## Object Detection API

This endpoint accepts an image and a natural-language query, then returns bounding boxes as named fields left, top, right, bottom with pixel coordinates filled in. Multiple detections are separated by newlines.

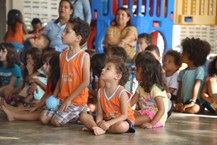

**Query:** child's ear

left=115, top=73, right=122, bottom=81
left=77, top=35, right=82, bottom=43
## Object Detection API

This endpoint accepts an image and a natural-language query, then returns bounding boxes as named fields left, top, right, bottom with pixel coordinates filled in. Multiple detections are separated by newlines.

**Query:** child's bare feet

left=82, top=127, right=88, bottom=131
left=92, top=126, right=105, bottom=136
left=1, top=103, right=15, bottom=121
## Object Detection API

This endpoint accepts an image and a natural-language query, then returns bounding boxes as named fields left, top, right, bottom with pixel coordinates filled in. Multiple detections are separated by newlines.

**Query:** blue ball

left=46, top=96, right=60, bottom=111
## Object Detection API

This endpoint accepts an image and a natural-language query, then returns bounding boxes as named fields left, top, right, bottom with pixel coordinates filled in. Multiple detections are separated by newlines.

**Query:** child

left=0, top=52, right=60, bottom=121
left=145, top=45, right=161, bottom=62
left=175, top=37, right=211, bottom=114
left=80, top=57, right=135, bottom=135
left=4, top=9, right=33, bottom=52
left=16, top=47, right=44, bottom=106
left=39, top=17, right=90, bottom=127
left=138, top=33, right=152, bottom=52
left=88, top=53, right=106, bottom=112
left=163, top=50, right=182, bottom=101
left=131, top=51, right=169, bottom=128
left=29, top=18, right=44, bottom=34
left=104, top=46, right=127, bottom=62
left=0, top=43, right=22, bottom=99
left=201, top=56, right=217, bottom=113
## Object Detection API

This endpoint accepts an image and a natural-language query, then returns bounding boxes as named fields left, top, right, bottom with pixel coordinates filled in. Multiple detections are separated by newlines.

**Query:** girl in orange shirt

left=80, top=57, right=135, bottom=135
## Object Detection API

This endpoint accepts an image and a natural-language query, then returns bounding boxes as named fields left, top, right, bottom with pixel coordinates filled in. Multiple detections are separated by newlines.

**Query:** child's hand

left=58, top=99, right=71, bottom=112
left=141, top=122, right=153, bottom=129
left=27, top=83, right=38, bottom=95
left=98, top=121, right=110, bottom=131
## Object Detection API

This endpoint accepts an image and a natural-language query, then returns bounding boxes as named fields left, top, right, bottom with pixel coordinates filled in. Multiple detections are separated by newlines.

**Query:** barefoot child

left=80, top=57, right=135, bottom=135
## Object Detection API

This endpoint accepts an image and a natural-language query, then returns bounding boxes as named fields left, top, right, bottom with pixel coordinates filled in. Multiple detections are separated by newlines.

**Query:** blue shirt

left=0, top=64, right=22, bottom=88
left=43, top=19, right=68, bottom=52
left=71, top=0, right=91, bottom=24
left=178, top=66, right=205, bottom=103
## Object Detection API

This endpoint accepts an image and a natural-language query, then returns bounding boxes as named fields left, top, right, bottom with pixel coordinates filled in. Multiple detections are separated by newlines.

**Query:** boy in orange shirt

left=40, top=17, right=90, bottom=126
left=80, top=57, right=135, bottom=135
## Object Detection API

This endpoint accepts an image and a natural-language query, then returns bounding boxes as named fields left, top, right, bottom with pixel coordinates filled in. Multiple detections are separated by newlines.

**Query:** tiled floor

left=0, top=112, right=216, bottom=145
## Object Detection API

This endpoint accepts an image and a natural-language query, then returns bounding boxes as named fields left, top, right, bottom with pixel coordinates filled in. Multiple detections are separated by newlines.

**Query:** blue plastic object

left=91, top=0, right=174, bottom=53
left=46, top=96, right=60, bottom=111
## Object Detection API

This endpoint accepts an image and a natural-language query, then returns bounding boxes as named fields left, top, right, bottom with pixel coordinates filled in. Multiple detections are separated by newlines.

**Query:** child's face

left=138, top=38, right=148, bottom=52
left=32, top=23, right=42, bottom=32
left=100, top=62, right=119, bottom=82
left=42, top=60, right=50, bottom=75
left=32, top=35, right=47, bottom=49
left=26, top=54, right=34, bottom=65
left=0, top=49, right=7, bottom=62
left=163, top=55, right=178, bottom=72
left=62, top=24, right=78, bottom=46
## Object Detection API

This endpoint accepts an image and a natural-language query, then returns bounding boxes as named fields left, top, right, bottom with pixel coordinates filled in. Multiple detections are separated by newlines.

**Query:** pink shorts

left=137, top=110, right=163, bottom=128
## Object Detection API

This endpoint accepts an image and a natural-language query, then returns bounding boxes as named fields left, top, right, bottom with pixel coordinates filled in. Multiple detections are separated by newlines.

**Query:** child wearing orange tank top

left=80, top=57, right=135, bottom=135
left=39, top=17, right=91, bottom=126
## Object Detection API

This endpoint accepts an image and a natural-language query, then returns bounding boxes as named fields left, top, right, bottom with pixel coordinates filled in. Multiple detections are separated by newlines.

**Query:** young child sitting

left=39, top=17, right=91, bottom=127
left=175, top=37, right=211, bottom=114
left=131, top=51, right=169, bottom=128
left=201, top=56, right=217, bottom=113
left=80, top=57, right=135, bottom=135
left=137, top=33, right=152, bottom=53
left=163, top=50, right=182, bottom=101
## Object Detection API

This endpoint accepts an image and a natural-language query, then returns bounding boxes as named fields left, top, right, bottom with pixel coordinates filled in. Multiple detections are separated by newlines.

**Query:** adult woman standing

left=71, top=0, right=91, bottom=24
left=103, top=7, right=137, bottom=62
left=43, top=0, right=73, bottom=52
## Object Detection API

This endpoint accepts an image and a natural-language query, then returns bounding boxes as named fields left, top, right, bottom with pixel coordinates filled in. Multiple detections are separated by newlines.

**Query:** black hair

left=208, top=56, right=217, bottom=77
left=31, top=18, right=42, bottom=25
left=163, top=49, right=182, bottom=68
left=104, top=46, right=127, bottom=62
left=138, top=33, right=152, bottom=45
left=145, top=45, right=160, bottom=57
left=181, top=37, right=211, bottom=66
left=0, top=43, right=19, bottom=68
left=68, top=17, right=90, bottom=46
left=106, top=57, right=130, bottom=86
left=7, top=9, right=23, bottom=34
left=23, top=47, right=42, bottom=79
left=49, top=52, right=60, bottom=93
left=135, top=51, right=166, bottom=92
left=91, top=53, right=106, bottom=90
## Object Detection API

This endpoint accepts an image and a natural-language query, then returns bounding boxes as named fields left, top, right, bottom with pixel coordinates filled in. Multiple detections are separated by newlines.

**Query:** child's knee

left=51, top=118, right=61, bottom=127
left=40, top=115, right=50, bottom=125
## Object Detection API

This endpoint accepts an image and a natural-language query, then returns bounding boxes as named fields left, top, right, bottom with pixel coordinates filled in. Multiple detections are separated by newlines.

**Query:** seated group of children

left=0, top=17, right=216, bottom=136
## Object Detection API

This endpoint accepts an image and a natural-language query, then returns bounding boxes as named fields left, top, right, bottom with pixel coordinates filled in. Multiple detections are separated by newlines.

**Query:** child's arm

left=130, top=92, right=139, bottom=107
left=184, top=80, right=202, bottom=110
left=52, top=79, right=60, bottom=97
left=98, top=91, right=129, bottom=131
left=58, top=54, right=90, bottom=112
left=96, top=94, right=103, bottom=124
left=142, top=96, right=165, bottom=128
left=176, top=81, right=182, bottom=102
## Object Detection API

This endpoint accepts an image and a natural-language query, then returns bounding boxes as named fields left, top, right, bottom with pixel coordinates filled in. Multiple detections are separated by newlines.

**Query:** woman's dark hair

left=59, top=0, right=74, bottom=17
left=208, top=56, right=217, bottom=77
left=68, top=17, right=90, bottom=46
left=7, top=9, right=23, bottom=34
left=49, top=52, right=60, bottom=93
left=106, top=57, right=130, bottom=86
left=135, top=51, right=166, bottom=92
left=91, top=53, right=106, bottom=90
left=181, top=37, right=211, bottom=67
left=113, top=7, right=132, bottom=27
left=0, top=43, right=19, bottom=68
left=23, top=47, right=42, bottom=79
left=163, top=49, right=182, bottom=68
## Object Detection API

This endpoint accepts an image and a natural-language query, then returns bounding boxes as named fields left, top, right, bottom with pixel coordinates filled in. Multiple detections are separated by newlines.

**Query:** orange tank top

left=5, top=22, right=24, bottom=44
left=58, top=50, right=89, bottom=106
left=99, top=85, right=135, bottom=124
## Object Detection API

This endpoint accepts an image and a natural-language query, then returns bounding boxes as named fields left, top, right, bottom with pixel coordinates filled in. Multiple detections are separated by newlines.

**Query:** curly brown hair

left=135, top=51, right=166, bottom=92
left=181, top=37, right=211, bottom=67
left=106, top=57, right=130, bottom=86
left=163, top=49, right=182, bottom=68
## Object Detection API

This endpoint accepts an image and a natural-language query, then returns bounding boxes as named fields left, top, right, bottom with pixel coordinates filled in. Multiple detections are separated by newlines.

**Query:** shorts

left=125, top=119, right=135, bottom=133
left=41, top=104, right=85, bottom=125
left=137, top=110, right=163, bottom=128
